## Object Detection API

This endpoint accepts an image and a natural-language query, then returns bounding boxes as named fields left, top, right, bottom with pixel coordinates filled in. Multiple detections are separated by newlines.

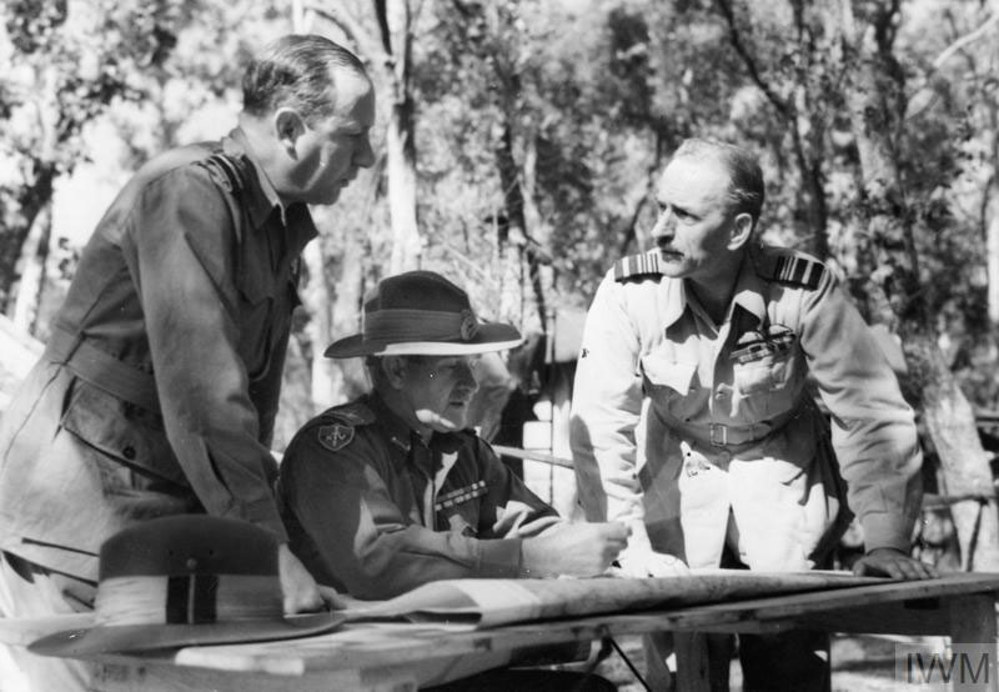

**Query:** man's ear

left=381, top=356, right=408, bottom=389
left=274, top=108, right=307, bottom=155
left=728, top=212, right=754, bottom=251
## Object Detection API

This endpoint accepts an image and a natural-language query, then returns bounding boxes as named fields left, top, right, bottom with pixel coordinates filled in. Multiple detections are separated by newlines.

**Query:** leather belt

left=660, top=408, right=796, bottom=449
left=44, top=325, right=161, bottom=415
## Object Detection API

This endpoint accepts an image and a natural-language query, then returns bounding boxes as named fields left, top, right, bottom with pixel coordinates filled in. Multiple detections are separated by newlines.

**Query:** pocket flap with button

left=61, top=380, right=187, bottom=486
left=641, top=352, right=698, bottom=395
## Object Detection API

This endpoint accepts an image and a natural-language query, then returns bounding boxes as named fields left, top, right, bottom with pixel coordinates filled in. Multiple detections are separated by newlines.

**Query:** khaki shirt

left=279, top=394, right=559, bottom=599
left=0, top=129, right=314, bottom=580
left=570, top=246, right=922, bottom=570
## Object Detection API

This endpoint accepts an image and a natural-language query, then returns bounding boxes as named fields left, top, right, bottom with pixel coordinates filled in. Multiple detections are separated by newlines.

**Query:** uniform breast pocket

left=732, top=348, right=803, bottom=420
left=641, top=351, right=698, bottom=398
left=733, top=350, right=796, bottom=394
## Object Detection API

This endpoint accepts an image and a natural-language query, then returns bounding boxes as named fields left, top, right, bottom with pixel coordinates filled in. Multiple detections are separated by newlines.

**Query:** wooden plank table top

left=89, top=573, right=999, bottom=692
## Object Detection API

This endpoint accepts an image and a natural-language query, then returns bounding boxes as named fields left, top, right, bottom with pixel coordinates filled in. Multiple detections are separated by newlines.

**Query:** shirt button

left=122, top=446, right=136, bottom=460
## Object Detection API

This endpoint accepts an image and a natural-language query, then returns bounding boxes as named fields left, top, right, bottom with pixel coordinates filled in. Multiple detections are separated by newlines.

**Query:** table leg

left=674, top=632, right=711, bottom=692
left=949, top=594, right=998, bottom=692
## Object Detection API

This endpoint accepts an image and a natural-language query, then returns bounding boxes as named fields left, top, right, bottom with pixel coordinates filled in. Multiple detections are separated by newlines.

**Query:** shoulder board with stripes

left=323, top=402, right=376, bottom=427
left=613, top=251, right=662, bottom=282
left=200, top=153, right=246, bottom=194
left=769, top=254, right=826, bottom=290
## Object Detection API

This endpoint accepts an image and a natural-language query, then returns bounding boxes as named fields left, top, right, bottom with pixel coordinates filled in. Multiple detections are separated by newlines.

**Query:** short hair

left=672, top=138, right=765, bottom=223
left=242, top=34, right=368, bottom=125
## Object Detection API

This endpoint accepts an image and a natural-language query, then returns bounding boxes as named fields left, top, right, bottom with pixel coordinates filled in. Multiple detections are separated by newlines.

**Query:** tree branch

left=905, top=11, right=998, bottom=120
left=932, top=12, right=999, bottom=70
left=713, top=0, right=791, bottom=119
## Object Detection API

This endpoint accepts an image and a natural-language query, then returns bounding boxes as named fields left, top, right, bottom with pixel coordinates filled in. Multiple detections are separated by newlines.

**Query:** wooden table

left=88, top=573, right=999, bottom=691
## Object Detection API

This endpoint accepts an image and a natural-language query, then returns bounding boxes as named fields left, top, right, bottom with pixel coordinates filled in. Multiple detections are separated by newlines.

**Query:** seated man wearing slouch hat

left=278, top=271, right=628, bottom=691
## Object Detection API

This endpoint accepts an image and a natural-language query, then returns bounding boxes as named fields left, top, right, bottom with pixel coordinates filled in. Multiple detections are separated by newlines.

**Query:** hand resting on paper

left=610, top=548, right=689, bottom=578
left=852, top=547, right=938, bottom=580
left=520, top=521, right=630, bottom=578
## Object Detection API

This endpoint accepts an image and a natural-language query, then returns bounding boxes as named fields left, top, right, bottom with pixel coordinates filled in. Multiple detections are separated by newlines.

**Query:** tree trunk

left=301, top=240, right=334, bottom=409
left=10, top=201, right=52, bottom=334
left=493, top=120, right=546, bottom=334
left=989, top=184, right=999, bottom=325
left=0, top=165, right=55, bottom=315
left=840, top=0, right=999, bottom=571
left=380, top=0, right=421, bottom=274
left=909, top=330, right=999, bottom=571
left=715, top=0, right=831, bottom=257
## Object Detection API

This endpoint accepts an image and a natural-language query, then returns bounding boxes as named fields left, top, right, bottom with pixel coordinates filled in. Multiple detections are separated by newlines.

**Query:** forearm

left=341, top=529, right=524, bottom=599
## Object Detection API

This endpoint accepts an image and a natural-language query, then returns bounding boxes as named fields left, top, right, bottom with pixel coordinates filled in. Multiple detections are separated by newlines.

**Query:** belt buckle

left=709, top=423, right=728, bottom=447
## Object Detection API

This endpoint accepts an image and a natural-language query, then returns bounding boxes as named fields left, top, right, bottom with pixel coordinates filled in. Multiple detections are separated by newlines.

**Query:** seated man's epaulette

left=322, top=402, right=376, bottom=426
left=613, top=251, right=663, bottom=282
left=197, top=153, right=246, bottom=195
left=757, top=248, right=827, bottom=290
left=313, top=402, right=376, bottom=453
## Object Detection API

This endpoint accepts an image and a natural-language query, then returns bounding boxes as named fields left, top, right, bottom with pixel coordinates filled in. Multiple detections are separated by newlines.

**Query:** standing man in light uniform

left=0, top=34, right=375, bottom=692
left=570, top=138, right=935, bottom=689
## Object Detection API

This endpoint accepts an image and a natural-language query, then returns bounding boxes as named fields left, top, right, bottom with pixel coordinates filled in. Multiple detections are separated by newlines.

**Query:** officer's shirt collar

left=368, top=393, right=415, bottom=463
left=367, top=392, right=466, bottom=467
left=730, top=248, right=768, bottom=325
left=224, top=128, right=319, bottom=252
left=663, top=250, right=767, bottom=332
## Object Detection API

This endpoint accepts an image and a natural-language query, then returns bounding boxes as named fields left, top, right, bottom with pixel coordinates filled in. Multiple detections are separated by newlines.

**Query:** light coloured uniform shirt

left=570, top=245, right=922, bottom=571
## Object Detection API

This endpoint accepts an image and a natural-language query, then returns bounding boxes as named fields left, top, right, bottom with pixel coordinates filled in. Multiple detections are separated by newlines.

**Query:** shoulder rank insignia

left=613, top=250, right=662, bottom=282
left=317, top=424, right=354, bottom=452
left=326, top=402, right=375, bottom=427
left=764, top=252, right=826, bottom=290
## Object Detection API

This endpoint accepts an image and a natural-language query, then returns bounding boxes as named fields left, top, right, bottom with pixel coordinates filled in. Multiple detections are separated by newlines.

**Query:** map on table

left=344, top=569, right=881, bottom=628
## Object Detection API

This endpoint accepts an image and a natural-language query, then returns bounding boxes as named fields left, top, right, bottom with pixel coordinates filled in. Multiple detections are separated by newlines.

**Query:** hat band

left=365, top=308, right=479, bottom=343
left=94, top=574, right=284, bottom=627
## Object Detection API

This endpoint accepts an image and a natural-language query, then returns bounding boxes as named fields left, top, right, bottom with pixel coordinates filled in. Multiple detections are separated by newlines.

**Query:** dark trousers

left=700, top=628, right=830, bottom=692
left=719, top=547, right=831, bottom=692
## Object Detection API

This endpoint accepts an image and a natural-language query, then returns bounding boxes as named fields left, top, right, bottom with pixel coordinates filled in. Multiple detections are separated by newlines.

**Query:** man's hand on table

left=279, top=543, right=327, bottom=614
left=612, top=549, right=689, bottom=578
left=852, top=547, right=939, bottom=580
left=521, top=521, right=630, bottom=578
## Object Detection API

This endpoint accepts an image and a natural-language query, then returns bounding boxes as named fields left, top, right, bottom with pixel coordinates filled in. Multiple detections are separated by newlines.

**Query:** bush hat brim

left=28, top=516, right=344, bottom=658
left=29, top=611, right=343, bottom=658
left=325, top=271, right=523, bottom=358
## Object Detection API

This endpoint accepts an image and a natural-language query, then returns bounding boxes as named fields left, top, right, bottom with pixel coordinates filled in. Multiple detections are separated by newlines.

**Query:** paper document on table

left=345, top=570, right=880, bottom=629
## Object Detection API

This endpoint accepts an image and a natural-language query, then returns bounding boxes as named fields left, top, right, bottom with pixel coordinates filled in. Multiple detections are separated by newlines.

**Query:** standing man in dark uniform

left=570, top=138, right=936, bottom=689
left=0, top=34, right=375, bottom=691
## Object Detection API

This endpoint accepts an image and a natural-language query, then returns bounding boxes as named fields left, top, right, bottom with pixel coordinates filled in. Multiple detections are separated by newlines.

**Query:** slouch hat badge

left=459, top=309, right=479, bottom=341
left=318, top=424, right=354, bottom=452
